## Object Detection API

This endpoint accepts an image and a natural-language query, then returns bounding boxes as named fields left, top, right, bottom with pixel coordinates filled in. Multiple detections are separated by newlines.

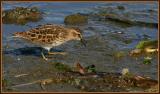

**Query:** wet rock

left=130, top=40, right=158, bottom=56
left=2, top=7, right=43, bottom=25
left=89, top=6, right=158, bottom=28
left=105, top=14, right=134, bottom=26
left=104, top=14, right=157, bottom=28
left=117, top=6, right=125, bottom=10
left=121, top=68, right=129, bottom=76
left=136, top=40, right=158, bottom=50
left=64, top=13, right=88, bottom=25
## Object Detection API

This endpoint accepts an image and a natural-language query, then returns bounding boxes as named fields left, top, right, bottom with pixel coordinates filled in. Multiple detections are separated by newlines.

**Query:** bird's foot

left=41, top=52, right=48, bottom=61
left=48, top=52, right=67, bottom=55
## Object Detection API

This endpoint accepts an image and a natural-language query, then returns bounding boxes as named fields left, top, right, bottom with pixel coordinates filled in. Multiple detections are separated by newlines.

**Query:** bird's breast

left=52, top=40, right=65, bottom=46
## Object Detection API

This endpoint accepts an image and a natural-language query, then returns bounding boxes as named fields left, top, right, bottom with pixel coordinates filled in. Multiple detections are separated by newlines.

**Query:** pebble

left=81, top=86, right=85, bottom=90
left=122, top=68, right=129, bottom=76
left=17, top=57, right=21, bottom=61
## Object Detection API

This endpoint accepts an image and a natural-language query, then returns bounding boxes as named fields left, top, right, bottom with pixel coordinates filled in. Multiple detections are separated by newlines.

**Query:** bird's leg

left=41, top=49, right=48, bottom=61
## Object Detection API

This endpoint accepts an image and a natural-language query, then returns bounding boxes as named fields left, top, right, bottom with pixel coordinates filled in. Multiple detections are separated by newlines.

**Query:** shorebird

left=12, top=24, right=86, bottom=60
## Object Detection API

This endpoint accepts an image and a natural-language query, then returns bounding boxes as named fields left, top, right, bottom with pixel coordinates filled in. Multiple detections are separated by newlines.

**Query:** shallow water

left=2, top=2, right=158, bottom=92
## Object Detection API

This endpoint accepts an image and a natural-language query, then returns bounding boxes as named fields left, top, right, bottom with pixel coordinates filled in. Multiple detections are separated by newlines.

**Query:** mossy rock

left=136, top=40, right=158, bottom=49
left=2, top=7, right=42, bottom=25
left=64, top=14, right=88, bottom=25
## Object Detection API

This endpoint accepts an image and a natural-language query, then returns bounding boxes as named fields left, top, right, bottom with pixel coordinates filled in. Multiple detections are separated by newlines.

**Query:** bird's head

left=69, top=27, right=86, bottom=47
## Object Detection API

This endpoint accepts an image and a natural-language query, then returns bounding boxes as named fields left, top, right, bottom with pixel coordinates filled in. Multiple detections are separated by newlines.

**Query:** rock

left=145, top=48, right=158, bottom=53
left=117, top=6, right=125, bottom=10
left=64, top=13, right=88, bottom=25
left=90, top=6, right=158, bottom=28
left=2, top=7, right=42, bottom=25
left=105, top=14, right=134, bottom=25
left=130, top=40, right=158, bottom=57
left=122, top=68, right=129, bottom=76
left=136, top=40, right=158, bottom=50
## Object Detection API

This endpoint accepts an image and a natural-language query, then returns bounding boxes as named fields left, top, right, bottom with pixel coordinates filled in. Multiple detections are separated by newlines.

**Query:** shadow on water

left=3, top=47, right=64, bottom=57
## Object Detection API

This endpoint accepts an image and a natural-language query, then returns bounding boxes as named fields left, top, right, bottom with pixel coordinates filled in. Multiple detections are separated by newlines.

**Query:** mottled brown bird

left=12, top=24, right=86, bottom=60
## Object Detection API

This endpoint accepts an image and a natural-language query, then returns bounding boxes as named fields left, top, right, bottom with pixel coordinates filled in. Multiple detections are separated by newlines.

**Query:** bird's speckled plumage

left=12, top=24, right=85, bottom=60
left=13, top=24, right=83, bottom=51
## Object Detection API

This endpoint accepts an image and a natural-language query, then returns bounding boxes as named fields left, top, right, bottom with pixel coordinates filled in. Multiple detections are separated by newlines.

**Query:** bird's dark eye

left=78, top=34, right=82, bottom=38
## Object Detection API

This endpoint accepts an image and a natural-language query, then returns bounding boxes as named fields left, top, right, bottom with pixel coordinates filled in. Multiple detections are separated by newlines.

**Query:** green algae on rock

left=130, top=40, right=158, bottom=56
left=136, top=40, right=158, bottom=50
left=64, top=13, right=88, bottom=25
left=2, top=7, right=43, bottom=25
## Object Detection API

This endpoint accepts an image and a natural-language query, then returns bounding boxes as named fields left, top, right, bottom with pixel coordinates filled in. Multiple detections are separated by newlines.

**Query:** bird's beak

left=80, top=38, right=86, bottom=47
left=78, top=34, right=86, bottom=47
